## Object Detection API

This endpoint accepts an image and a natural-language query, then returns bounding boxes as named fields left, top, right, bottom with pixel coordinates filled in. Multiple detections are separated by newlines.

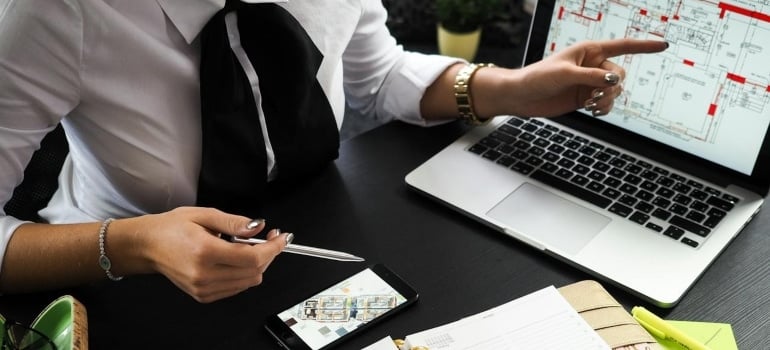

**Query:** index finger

left=600, top=39, right=668, bottom=58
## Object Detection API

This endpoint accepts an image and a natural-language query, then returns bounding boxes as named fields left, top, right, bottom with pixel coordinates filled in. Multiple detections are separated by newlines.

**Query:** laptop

left=406, top=0, right=770, bottom=307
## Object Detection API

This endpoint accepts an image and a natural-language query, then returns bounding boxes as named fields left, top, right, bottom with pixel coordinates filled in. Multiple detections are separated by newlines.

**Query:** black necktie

left=197, top=2, right=340, bottom=217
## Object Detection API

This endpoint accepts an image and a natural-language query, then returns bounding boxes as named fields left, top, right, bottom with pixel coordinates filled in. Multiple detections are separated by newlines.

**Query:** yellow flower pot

left=437, top=25, right=481, bottom=61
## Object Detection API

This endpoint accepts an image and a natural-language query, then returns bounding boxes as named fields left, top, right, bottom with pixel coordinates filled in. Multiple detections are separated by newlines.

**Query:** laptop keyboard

left=468, top=116, right=741, bottom=248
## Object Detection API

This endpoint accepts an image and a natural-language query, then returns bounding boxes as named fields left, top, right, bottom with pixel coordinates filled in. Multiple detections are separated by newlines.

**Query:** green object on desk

left=657, top=320, right=737, bottom=350
left=632, top=306, right=737, bottom=350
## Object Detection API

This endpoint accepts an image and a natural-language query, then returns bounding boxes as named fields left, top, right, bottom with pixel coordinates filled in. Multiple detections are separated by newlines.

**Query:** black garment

left=197, top=2, right=339, bottom=217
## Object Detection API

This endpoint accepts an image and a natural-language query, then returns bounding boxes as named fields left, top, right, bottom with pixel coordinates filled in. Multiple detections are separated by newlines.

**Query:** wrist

left=105, top=217, right=154, bottom=277
left=467, top=66, right=518, bottom=119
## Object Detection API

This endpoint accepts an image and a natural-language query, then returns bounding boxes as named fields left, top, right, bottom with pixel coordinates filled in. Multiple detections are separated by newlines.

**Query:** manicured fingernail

left=246, top=218, right=265, bottom=230
left=604, top=72, right=620, bottom=85
left=284, top=233, right=294, bottom=245
left=592, top=109, right=603, bottom=117
left=591, top=89, right=605, bottom=102
left=665, top=41, right=670, bottom=48
left=584, top=101, right=597, bottom=111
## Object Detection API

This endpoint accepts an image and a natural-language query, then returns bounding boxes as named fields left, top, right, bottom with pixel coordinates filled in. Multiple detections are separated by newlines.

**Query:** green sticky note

left=653, top=320, right=737, bottom=350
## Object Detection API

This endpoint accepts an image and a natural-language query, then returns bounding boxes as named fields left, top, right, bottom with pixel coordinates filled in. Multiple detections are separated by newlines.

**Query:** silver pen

left=228, top=235, right=365, bottom=262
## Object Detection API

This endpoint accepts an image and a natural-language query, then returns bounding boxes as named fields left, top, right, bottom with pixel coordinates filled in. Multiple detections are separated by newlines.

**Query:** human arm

left=0, top=207, right=289, bottom=303
left=419, top=39, right=669, bottom=120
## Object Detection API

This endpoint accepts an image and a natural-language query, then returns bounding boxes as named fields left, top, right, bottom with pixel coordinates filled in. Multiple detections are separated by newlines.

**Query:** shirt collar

left=156, top=0, right=288, bottom=44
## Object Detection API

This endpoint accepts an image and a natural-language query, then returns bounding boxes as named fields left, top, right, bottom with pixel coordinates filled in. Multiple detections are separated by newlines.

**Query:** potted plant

left=435, top=0, right=505, bottom=61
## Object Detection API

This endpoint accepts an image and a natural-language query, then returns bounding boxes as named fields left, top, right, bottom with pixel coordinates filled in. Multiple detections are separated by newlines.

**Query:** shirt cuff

left=0, top=215, right=31, bottom=276
left=377, top=52, right=465, bottom=127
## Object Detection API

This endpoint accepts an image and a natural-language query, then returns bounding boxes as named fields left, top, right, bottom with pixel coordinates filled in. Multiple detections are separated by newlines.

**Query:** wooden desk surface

left=1, top=121, right=768, bottom=349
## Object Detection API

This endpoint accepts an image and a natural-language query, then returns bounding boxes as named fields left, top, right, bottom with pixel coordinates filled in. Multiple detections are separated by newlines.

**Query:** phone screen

left=265, top=264, right=417, bottom=350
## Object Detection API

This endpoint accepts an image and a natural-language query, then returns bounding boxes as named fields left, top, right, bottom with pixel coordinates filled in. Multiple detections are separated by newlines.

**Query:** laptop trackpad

left=487, top=182, right=610, bottom=255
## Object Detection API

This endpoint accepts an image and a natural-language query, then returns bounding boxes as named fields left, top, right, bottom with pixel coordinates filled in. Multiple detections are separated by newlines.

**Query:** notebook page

left=404, top=286, right=610, bottom=350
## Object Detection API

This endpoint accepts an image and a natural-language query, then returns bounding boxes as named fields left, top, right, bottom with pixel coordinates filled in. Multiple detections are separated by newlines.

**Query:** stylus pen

left=227, top=235, right=365, bottom=262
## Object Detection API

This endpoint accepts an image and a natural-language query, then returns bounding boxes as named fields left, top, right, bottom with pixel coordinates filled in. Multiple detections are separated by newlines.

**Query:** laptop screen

left=529, top=0, right=770, bottom=177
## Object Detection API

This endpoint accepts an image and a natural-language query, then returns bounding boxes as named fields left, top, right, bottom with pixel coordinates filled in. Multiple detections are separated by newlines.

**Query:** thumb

left=569, top=66, right=621, bottom=88
left=262, top=229, right=293, bottom=254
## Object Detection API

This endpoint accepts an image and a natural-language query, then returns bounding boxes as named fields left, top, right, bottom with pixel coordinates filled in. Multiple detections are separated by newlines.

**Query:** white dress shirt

left=0, top=0, right=460, bottom=271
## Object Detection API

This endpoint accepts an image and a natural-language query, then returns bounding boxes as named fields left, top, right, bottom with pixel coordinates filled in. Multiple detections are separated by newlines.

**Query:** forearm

left=0, top=219, right=151, bottom=294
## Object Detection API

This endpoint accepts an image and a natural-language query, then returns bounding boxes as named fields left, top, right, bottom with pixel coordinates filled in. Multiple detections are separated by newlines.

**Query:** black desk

left=2, top=121, right=769, bottom=349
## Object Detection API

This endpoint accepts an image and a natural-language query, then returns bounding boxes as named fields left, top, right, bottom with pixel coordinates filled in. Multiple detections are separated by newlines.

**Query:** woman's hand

left=499, top=39, right=668, bottom=118
left=114, top=207, right=290, bottom=303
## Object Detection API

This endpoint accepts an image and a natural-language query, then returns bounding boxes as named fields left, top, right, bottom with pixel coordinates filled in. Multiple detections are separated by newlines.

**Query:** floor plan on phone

left=275, top=268, right=408, bottom=348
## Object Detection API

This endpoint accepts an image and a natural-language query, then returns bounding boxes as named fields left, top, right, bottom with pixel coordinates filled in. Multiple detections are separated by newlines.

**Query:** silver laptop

left=406, top=0, right=770, bottom=307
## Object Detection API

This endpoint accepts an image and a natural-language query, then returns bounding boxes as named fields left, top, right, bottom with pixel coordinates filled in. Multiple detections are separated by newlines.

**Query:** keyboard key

left=670, top=204, right=688, bottom=215
left=530, top=170, right=612, bottom=209
left=572, top=164, right=590, bottom=175
left=490, top=131, right=515, bottom=144
left=625, top=163, right=643, bottom=174
left=652, top=166, right=669, bottom=176
left=549, top=135, right=567, bottom=145
left=652, top=197, right=671, bottom=209
left=706, top=196, right=735, bottom=211
left=498, top=124, right=522, bottom=137
left=592, top=161, right=610, bottom=172
left=533, top=138, right=550, bottom=148
left=629, top=211, right=650, bottom=225
left=555, top=168, right=573, bottom=179
left=603, top=177, right=621, bottom=188
left=652, top=208, right=672, bottom=220
left=618, top=194, right=638, bottom=206
left=670, top=173, right=686, bottom=182
left=574, top=135, right=590, bottom=144
left=690, top=189, right=708, bottom=201
left=686, top=179, right=703, bottom=189
left=608, top=168, right=626, bottom=179
left=670, top=215, right=711, bottom=236
left=681, top=237, right=699, bottom=248
left=673, top=194, right=692, bottom=205
left=469, top=144, right=487, bottom=155
left=511, top=162, right=535, bottom=175
left=655, top=187, right=675, bottom=198
left=640, top=180, right=658, bottom=192
left=645, top=222, right=663, bottom=232
left=482, top=150, right=502, bottom=161
left=506, top=117, right=524, bottom=126
left=623, top=174, right=642, bottom=185
left=557, top=158, right=575, bottom=168
left=608, top=203, right=633, bottom=217
left=540, top=162, right=559, bottom=173
left=635, top=190, right=654, bottom=202
left=690, top=200, right=709, bottom=212
left=634, top=201, right=654, bottom=213
left=602, top=188, right=621, bottom=199
left=587, top=181, right=605, bottom=193
left=562, top=150, right=580, bottom=159
left=673, top=182, right=692, bottom=194
left=619, top=183, right=637, bottom=194
left=703, top=215, right=723, bottom=228
left=496, top=156, right=516, bottom=167
left=686, top=211, right=706, bottom=223
left=479, top=137, right=501, bottom=148
left=587, top=170, right=605, bottom=181
left=721, top=193, right=740, bottom=204
left=571, top=175, right=589, bottom=186
left=663, top=226, right=685, bottom=239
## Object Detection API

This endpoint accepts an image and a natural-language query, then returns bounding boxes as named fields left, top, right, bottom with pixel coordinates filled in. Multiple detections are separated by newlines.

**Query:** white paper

left=403, top=286, right=610, bottom=350
left=362, top=336, right=400, bottom=350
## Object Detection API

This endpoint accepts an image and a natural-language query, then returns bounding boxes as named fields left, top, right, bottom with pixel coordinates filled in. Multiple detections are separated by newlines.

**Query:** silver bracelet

left=98, top=218, right=124, bottom=281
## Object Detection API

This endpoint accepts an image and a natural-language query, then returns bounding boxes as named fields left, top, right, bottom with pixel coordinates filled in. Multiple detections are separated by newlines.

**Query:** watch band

left=454, top=63, right=495, bottom=125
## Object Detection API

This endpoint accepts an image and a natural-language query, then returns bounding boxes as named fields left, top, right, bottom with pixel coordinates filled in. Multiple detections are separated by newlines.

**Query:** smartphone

left=264, top=264, right=418, bottom=350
